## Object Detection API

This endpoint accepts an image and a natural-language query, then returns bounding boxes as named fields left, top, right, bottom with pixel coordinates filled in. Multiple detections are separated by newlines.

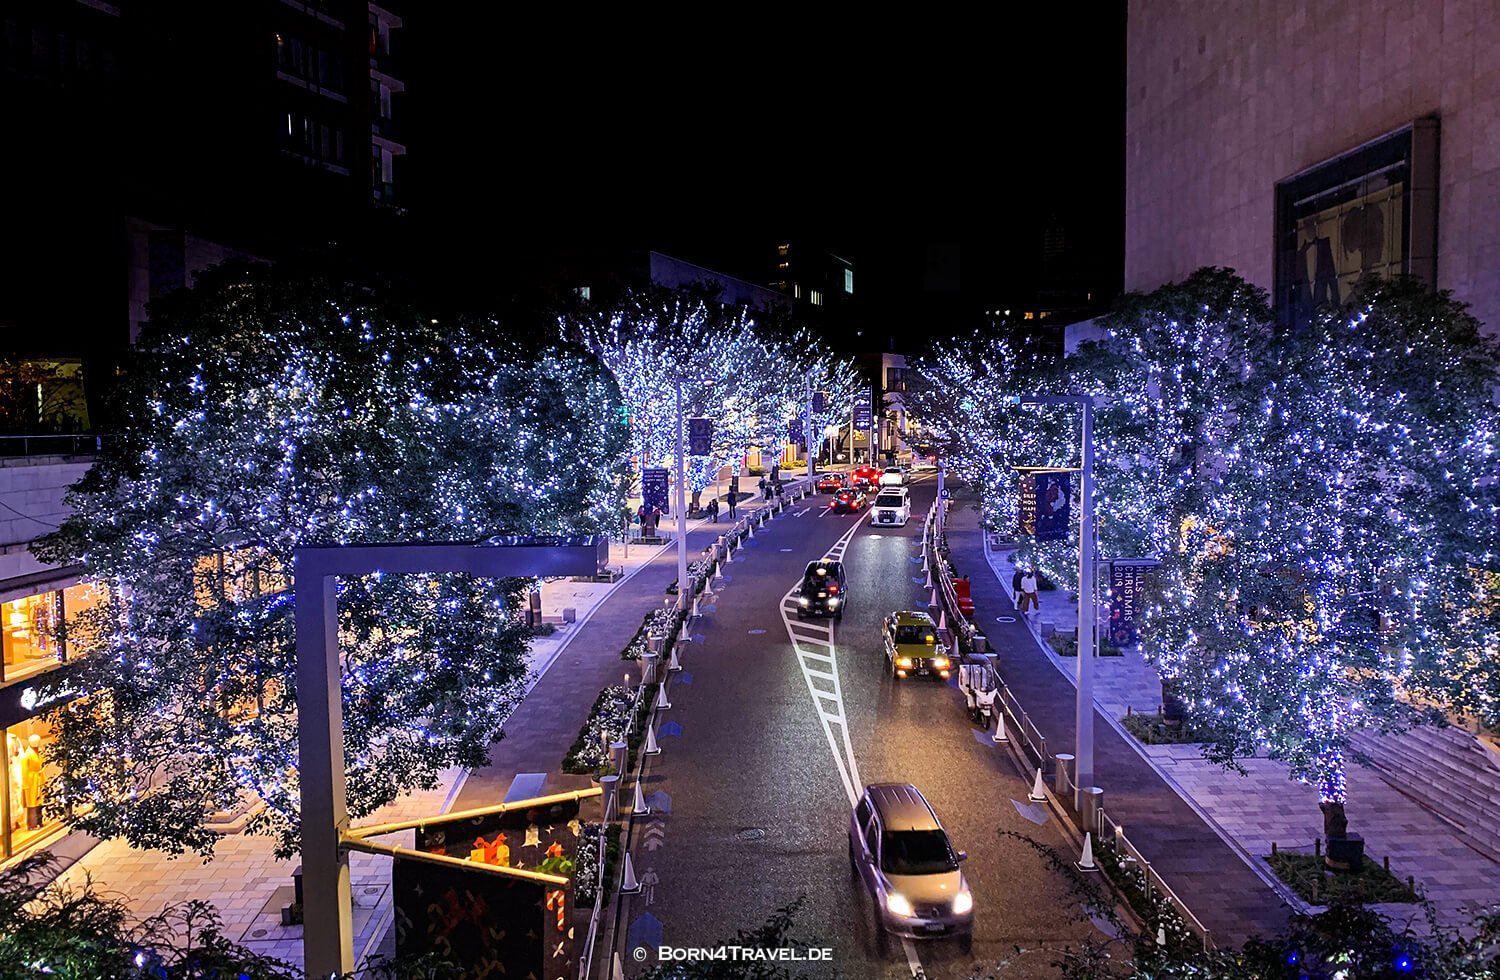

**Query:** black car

left=829, top=488, right=867, bottom=513
left=797, top=559, right=847, bottom=619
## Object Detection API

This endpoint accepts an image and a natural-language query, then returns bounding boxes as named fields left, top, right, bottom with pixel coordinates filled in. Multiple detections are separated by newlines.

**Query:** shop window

left=4, top=718, right=62, bottom=858
left=1, top=593, right=63, bottom=684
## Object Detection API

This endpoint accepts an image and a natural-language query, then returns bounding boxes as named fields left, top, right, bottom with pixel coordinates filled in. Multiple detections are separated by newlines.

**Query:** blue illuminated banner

left=1108, top=560, right=1159, bottom=648
left=641, top=468, right=669, bottom=514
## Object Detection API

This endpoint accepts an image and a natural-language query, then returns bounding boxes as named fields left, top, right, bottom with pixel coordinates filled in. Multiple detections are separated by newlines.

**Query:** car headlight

left=897, top=657, right=913, bottom=668
left=827, top=597, right=839, bottom=608
left=931, top=657, right=949, bottom=669
left=953, top=889, right=973, bottom=915
left=885, top=892, right=915, bottom=918
left=799, top=598, right=809, bottom=606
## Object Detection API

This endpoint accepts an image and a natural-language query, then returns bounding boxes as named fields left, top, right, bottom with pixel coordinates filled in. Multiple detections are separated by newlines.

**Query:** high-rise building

left=1, top=0, right=409, bottom=421
left=1123, top=1, right=1499, bottom=336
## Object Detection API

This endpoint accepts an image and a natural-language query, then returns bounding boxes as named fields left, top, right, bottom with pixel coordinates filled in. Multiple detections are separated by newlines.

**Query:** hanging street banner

left=642, top=467, right=669, bottom=515
left=1108, top=559, right=1159, bottom=648
left=787, top=418, right=804, bottom=446
left=812, top=390, right=826, bottom=413
left=688, top=417, right=713, bottom=456
left=854, top=394, right=872, bottom=432
left=1017, top=468, right=1074, bottom=542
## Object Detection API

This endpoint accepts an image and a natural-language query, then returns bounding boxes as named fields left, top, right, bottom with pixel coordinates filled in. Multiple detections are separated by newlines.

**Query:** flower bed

left=1093, top=835, right=1203, bottom=955
left=621, top=606, right=687, bottom=661
left=561, top=685, right=638, bottom=775
left=1266, top=850, right=1418, bottom=905
left=664, top=559, right=714, bottom=595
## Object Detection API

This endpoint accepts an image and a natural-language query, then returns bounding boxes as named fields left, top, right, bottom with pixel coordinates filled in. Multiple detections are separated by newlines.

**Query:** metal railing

left=0, top=433, right=115, bottom=458
left=1093, top=804, right=1216, bottom=951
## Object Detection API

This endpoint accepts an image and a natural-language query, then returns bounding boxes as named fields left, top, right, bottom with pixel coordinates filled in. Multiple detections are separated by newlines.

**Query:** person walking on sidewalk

left=726, top=490, right=738, bottom=519
left=707, top=497, right=720, bottom=523
left=1011, top=568, right=1024, bottom=610
left=758, top=476, right=767, bottom=497
left=1019, top=569, right=1040, bottom=614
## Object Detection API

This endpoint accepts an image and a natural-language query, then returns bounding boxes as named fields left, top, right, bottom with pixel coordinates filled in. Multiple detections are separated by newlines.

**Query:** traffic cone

left=690, top=596, right=700, bottom=619
left=1028, top=768, right=1047, bottom=803
left=1077, top=833, right=1099, bottom=872
left=714, top=560, right=725, bottom=582
left=668, top=643, right=682, bottom=672
left=928, top=588, right=939, bottom=609
left=612, top=952, right=625, bottom=980
left=620, top=853, right=641, bottom=893
left=655, top=681, right=672, bottom=710
left=633, top=780, right=650, bottom=815
left=925, top=567, right=933, bottom=588
left=992, top=711, right=1008, bottom=744
left=747, top=521, right=755, bottom=539
left=644, top=723, right=660, bottom=755
left=938, top=609, right=949, bottom=632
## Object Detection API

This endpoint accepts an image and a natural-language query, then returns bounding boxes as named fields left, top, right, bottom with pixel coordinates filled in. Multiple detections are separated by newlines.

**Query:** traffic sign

left=941, top=488, right=951, bottom=499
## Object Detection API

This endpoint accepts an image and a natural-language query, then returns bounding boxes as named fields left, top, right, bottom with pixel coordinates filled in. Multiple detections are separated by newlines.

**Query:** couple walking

left=1013, top=567, right=1040, bottom=614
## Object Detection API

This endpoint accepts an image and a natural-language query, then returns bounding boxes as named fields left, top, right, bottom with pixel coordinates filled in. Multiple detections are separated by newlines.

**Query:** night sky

left=400, top=10, right=1126, bottom=346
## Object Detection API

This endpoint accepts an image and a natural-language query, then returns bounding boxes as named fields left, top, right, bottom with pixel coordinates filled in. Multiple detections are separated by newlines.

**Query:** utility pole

left=805, top=370, right=817, bottom=478
left=673, top=378, right=692, bottom=611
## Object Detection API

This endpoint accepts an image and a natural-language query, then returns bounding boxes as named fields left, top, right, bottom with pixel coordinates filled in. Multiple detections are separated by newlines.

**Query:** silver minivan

left=849, top=784, right=973, bottom=939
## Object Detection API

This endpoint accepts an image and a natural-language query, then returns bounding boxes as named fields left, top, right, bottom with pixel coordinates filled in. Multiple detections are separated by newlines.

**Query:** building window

left=576, top=286, right=591, bottom=300
left=1274, top=120, right=1438, bottom=328
left=793, top=283, right=802, bottom=299
left=844, top=269, right=854, bottom=294
left=810, top=290, right=823, bottom=306
left=777, top=244, right=789, bottom=256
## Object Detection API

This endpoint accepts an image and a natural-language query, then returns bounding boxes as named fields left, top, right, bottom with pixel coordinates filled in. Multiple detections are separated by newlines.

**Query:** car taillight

left=829, top=584, right=838, bottom=593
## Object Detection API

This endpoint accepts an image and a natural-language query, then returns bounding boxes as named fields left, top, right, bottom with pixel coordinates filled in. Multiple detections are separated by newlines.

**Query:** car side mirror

left=957, top=851, right=968, bottom=862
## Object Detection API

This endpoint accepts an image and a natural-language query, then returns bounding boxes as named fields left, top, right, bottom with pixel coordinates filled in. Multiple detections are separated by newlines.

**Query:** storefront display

left=4, top=720, right=60, bottom=854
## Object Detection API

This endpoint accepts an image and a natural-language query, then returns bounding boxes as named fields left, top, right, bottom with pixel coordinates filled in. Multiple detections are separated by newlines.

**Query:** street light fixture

left=825, top=424, right=840, bottom=466
left=1006, top=393, right=1099, bottom=811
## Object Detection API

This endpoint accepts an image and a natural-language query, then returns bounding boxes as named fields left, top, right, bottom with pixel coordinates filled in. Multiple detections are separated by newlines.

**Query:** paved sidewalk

left=944, top=498, right=1290, bottom=947
left=975, top=512, right=1500, bottom=933
left=48, top=475, right=803, bottom=972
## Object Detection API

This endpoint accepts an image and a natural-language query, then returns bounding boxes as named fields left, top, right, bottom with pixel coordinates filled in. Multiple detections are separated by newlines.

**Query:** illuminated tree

left=34, top=262, right=630, bottom=857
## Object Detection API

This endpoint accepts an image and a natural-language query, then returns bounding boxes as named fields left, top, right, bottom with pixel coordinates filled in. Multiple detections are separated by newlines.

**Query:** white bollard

left=1077, top=832, right=1099, bottom=872
left=655, top=681, right=672, bottom=710
left=1028, top=768, right=1047, bottom=803
left=644, top=723, right=660, bottom=755
left=633, top=779, right=650, bottom=815
left=620, top=852, right=641, bottom=893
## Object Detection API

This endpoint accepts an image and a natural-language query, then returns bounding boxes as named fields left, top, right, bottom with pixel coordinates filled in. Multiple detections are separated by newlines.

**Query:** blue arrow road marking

left=645, top=790, right=672, bottom=814
left=691, top=633, right=705, bottom=642
left=1011, top=798, right=1049, bottom=825
left=628, top=913, right=664, bottom=956
left=748, top=629, right=767, bottom=634
left=659, top=721, right=683, bottom=738
left=677, top=672, right=693, bottom=684
left=912, top=576, right=926, bottom=584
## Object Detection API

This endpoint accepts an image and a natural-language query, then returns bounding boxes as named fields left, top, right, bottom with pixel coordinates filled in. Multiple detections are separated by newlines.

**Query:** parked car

left=829, top=488, right=868, bottom=513
left=882, top=610, right=950, bottom=679
left=878, top=466, right=907, bottom=488
left=869, top=490, right=911, bottom=527
left=797, top=559, right=847, bottom=619
left=850, top=783, right=972, bottom=940
left=816, top=473, right=848, bottom=493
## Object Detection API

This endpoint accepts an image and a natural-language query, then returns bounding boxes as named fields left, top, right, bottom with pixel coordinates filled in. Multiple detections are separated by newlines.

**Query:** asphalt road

left=614, top=475, right=1105, bottom=979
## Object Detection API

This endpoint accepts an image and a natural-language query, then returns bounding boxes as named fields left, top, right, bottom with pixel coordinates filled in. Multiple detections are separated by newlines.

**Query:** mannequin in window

left=20, top=735, right=44, bottom=830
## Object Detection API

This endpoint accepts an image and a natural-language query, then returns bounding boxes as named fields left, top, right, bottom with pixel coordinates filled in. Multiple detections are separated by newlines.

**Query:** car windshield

left=875, top=495, right=904, bottom=507
left=881, top=830, right=957, bottom=875
left=894, top=624, right=935, bottom=644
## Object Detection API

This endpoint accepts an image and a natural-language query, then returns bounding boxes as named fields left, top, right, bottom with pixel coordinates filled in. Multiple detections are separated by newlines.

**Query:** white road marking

left=794, top=508, right=811, bottom=517
left=779, top=518, right=865, bottom=808
left=902, top=938, right=923, bottom=975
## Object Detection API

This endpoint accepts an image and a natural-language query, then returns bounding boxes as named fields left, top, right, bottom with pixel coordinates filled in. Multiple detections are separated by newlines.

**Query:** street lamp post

left=805, top=369, right=818, bottom=479
left=825, top=425, right=839, bottom=467
left=674, top=377, right=710, bottom=611
left=1009, top=394, right=1098, bottom=811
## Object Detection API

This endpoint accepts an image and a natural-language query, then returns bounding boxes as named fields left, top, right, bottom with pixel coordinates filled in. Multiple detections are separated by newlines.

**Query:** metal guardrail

left=1094, top=804, right=1216, bottom=951
left=0, top=433, right=115, bottom=457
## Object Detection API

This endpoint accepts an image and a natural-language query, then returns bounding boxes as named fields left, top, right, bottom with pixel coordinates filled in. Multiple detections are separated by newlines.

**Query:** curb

left=978, top=535, right=1309, bottom=916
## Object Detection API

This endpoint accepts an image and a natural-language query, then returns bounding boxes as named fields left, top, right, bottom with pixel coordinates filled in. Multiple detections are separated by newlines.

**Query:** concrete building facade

left=1126, top=1, right=1500, bottom=334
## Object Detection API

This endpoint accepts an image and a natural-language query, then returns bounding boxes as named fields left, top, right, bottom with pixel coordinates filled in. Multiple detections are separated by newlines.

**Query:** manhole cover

left=252, top=929, right=268, bottom=938
left=735, top=827, right=766, bottom=841
left=364, top=887, right=380, bottom=895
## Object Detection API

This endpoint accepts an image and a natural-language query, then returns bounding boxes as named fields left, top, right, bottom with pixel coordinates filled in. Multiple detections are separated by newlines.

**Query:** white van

left=879, top=466, right=907, bottom=488
left=870, top=489, right=911, bottom=527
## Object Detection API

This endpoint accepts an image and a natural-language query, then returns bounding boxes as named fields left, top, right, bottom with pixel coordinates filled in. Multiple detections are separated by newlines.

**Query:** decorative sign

left=687, top=417, right=713, bottom=456
left=854, top=395, right=872, bottom=431
left=642, top=468, right=669, bottom=515
left=1108, top=560, right=1159, bottom=648
left=787, top=418, right=804, bottom=446
left=812, top=391, right=826, bottom=413
left=1017, top=468, right=1074, bottom=542
left=396, top=796, right=582, bottom=980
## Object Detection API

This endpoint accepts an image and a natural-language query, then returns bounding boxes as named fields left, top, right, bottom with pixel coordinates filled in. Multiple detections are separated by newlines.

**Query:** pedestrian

left=649, top=505, right=663, bottom=536
left=1011, top=568, right=1024, bottom=610
left=758, top=476, right=767, bottom=497
left=637, top=503, right=648, bottom=536
left=708, top=497, right=719, bottom=523
left=1019, top=568, right=1040, bottom=614
left=726, top=491, right=737, bottom=519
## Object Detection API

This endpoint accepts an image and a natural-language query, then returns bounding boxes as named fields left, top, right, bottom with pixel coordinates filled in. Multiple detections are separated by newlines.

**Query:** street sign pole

left=674, top=379, right=689, bottom=611
left=1076, top=398, right=1096, bottom=809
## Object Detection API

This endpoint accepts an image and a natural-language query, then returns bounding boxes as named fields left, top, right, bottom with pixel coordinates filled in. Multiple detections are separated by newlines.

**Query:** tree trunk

left=1320, top=800, right=1348, bottom=839
left=691, top=489, right=702, bottom=512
